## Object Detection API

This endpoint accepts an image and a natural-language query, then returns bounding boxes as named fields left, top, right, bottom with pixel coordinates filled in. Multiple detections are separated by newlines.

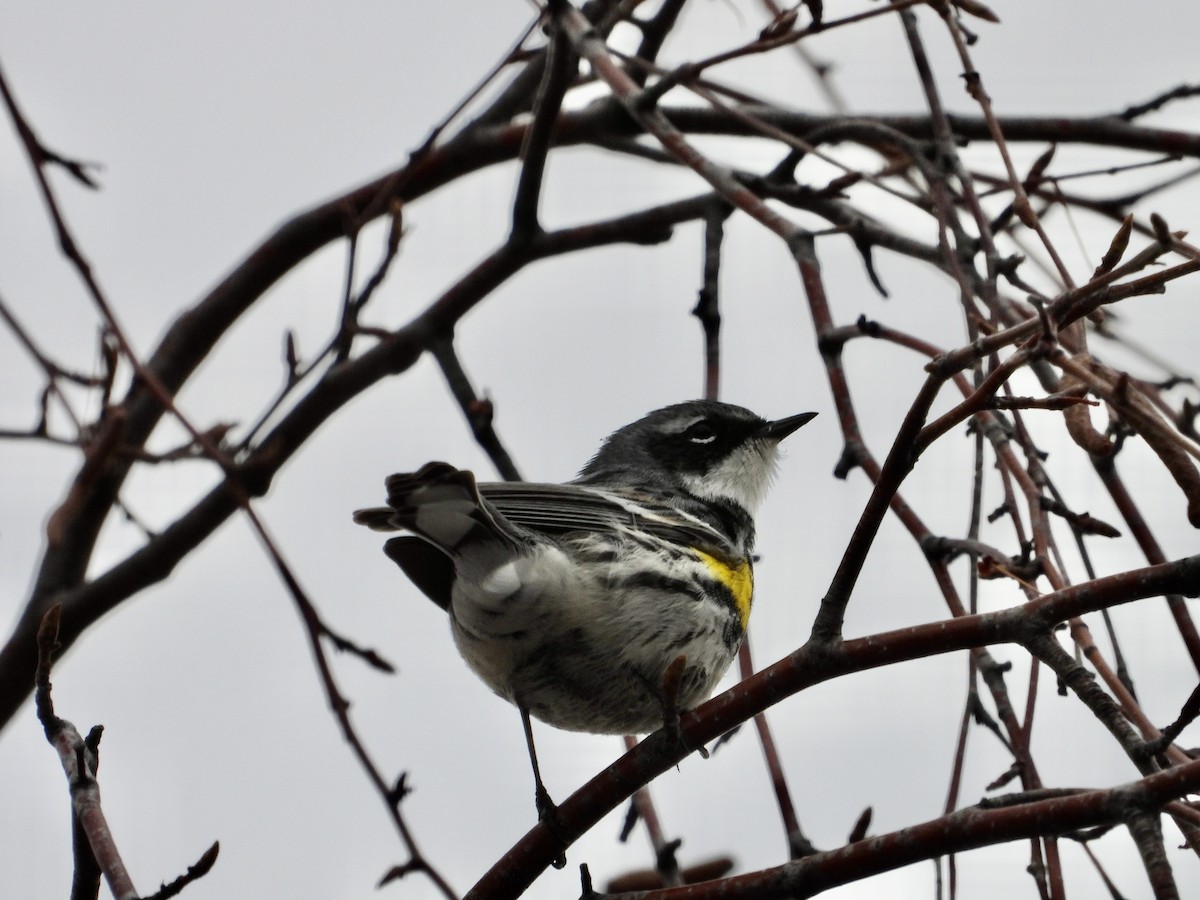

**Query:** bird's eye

left=686, top=421, right=716, bottom=444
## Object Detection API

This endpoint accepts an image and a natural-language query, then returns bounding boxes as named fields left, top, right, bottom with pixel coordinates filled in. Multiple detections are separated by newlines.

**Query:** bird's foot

left=535, top=785, right=568, bottom=869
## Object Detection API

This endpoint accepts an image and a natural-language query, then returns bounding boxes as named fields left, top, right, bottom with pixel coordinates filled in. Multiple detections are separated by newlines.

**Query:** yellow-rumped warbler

left=354, top=400, right=814, bottom=825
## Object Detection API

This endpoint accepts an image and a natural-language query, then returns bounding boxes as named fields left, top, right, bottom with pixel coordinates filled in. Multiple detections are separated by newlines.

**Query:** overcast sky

left=3, top=2, right=1200, bottom=898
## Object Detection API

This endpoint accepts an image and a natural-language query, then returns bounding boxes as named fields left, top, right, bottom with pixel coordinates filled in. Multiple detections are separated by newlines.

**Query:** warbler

left=353, top=400, right=814, bottom=823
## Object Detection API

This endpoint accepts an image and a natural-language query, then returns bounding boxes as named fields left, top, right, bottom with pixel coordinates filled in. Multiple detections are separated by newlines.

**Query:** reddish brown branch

left=431, top=337, right=523, bottom=482
left=36, top=605, right=218, bottom=899
left=510, top=18, right=575, bottom=241
left=240, top=508, right=456, bottom=898
left=693, top=201, right=730, bottom=401
left=737, top=640, right=814, bottom=859
left=594, top=763, right=1200, bottom=899
left=1094, top=457, right=1200, bottom=674
left=467, top=555, right=1200, bottom=897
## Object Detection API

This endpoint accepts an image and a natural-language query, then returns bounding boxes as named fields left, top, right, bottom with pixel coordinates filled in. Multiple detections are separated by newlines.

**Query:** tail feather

left=383, top=536, right=454, bottom=609
left=353, top=462, right=526, bottom=557
left=352, top=507, right=400, bottom=532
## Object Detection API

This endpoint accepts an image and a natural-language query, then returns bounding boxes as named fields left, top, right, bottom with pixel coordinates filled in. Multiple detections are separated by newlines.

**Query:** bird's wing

left=356, top=470, right=738, bottom=610
left=477, top=482, right=734, bottom=555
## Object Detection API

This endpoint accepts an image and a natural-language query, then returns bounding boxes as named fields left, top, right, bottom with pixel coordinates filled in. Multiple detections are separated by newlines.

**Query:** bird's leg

left=658, top=654, right=687, bottom=748
left=520, top=705, right=568, bottom=869
left=520, top=705, right=556, bottom=821
left=656, top=655, right=710, bottom=759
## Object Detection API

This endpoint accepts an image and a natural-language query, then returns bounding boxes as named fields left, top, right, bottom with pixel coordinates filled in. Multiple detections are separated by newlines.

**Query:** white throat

left=679, top=440, right=780, bottom=514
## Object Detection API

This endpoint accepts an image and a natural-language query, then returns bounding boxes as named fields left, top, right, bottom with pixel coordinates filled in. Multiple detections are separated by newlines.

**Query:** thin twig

left=430, top=337, right=522, bottom=481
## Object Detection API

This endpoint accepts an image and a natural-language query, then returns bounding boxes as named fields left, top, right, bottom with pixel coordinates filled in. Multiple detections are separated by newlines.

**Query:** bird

left=353, top=399, right=814, bottom=839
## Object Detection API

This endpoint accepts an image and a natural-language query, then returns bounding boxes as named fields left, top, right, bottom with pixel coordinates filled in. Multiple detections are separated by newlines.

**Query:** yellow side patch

left=692, top=550, right=754, bottom=629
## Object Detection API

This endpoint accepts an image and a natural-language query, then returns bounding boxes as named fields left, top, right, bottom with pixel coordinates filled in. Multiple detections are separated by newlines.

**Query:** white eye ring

left=687, top=422, right=716, bottom=444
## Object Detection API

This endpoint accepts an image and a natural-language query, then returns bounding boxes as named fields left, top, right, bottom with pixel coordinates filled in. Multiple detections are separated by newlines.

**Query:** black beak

left=760, top=411, right=817, bottom=442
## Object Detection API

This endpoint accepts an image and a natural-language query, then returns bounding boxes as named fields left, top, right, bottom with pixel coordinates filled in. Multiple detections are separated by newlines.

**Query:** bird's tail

left=353, top=462, right=525, bottom=556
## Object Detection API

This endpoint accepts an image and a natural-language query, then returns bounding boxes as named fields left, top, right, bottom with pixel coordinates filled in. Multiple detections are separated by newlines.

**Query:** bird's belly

left=448, top=546, right=746, bottom=734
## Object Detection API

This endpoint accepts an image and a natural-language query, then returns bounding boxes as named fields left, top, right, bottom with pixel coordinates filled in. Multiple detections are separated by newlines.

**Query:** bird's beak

left=760, top=411, right=817, bottom=442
